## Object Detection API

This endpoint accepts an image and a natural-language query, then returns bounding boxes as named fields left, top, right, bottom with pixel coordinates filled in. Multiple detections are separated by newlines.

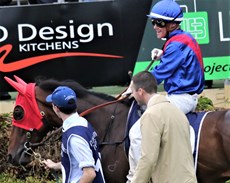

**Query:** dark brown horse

left=4, top=75, right=230, bottom=183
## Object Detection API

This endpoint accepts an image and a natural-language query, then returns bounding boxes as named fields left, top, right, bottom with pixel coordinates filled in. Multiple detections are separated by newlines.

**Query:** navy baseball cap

left=46, top=86, right=77, bottom=109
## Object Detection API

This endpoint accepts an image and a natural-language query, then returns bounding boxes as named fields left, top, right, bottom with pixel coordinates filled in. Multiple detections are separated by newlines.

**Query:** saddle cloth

left=186, top=111, right=209, bottom=170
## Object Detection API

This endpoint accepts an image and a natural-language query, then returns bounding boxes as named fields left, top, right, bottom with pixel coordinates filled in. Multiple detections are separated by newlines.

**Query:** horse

left=4, top=75, right=230, bottom=183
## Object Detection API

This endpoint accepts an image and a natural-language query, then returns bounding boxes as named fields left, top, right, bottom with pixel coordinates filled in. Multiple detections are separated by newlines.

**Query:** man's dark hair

left=56, top=98, right=77, bottom=114
left=132, top=71, right=157, bottom=94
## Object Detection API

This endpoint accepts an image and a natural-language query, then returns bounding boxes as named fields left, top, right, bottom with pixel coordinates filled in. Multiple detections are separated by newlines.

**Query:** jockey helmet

left=148, top=0, right=183, bottom=23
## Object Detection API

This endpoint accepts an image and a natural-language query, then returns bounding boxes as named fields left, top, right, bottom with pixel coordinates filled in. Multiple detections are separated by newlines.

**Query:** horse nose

left=7, top=154, right=19, bottom=166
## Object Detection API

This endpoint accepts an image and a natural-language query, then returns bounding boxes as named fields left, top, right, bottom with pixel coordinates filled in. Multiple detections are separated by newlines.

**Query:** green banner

left=134, top=56, right=230, bottom=80
left=181, top=12, right=210, bottom=44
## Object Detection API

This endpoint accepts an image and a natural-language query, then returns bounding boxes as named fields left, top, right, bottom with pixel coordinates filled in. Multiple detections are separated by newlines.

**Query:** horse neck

left=77, top=94, right=130, bottom=143
left=77, top=93, right=112, bottom=114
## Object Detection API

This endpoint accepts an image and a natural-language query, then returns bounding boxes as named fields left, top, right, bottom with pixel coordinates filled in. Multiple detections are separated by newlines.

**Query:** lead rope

left=24, top=143, right=60, bottom=183
left=24, top=142, right=44, bottom=165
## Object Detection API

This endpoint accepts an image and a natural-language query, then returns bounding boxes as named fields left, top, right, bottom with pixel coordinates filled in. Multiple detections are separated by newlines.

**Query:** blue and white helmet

left=148, top=0, right=183, bottom=23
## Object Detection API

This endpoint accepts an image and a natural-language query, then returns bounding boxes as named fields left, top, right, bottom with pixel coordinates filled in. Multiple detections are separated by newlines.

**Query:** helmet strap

left=170, top=9, right=182, bottom=23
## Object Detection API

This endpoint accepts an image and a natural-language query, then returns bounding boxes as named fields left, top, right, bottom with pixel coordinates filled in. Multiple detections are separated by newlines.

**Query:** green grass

left=0, top=173, right=61, bottom=183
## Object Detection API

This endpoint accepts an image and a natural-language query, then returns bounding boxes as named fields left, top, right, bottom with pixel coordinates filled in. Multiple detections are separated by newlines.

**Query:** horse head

left=4, top=75, right=62, bottom=166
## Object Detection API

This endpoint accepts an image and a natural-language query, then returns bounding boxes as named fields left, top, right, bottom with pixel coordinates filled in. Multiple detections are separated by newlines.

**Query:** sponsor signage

left=0, top=0, right=152, bottom=92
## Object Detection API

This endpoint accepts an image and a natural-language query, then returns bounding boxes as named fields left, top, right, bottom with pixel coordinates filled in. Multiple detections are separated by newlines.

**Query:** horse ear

left=13, top=75, right=27, bottom=86
left=4, top=76, right=26, bottom=94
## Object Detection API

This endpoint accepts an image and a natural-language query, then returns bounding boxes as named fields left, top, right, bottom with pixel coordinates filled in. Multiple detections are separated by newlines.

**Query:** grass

left=0, top=173, right=61, bottom=183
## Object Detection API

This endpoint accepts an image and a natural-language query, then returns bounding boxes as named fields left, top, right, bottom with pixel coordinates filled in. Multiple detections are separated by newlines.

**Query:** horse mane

left=35, top=78, right=116, bottom=101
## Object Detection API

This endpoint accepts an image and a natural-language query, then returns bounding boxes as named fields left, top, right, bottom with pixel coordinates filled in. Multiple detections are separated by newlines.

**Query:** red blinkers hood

left=4, top=75, right=43, bottom=130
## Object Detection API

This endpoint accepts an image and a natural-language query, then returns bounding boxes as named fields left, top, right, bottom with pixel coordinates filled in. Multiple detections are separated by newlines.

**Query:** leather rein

left=27, top=94, right=129, bottom=148
left=80, top=95, right=128, bottom=116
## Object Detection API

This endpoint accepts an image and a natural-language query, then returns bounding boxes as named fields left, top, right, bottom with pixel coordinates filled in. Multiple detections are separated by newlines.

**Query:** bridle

left=23, top=98, right=60, bottom=151
left=23, top=94, right=129, bottom=154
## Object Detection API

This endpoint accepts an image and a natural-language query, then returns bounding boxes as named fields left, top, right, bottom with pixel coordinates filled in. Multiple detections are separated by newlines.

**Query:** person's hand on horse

left=43, top=159, right=61, bottom=170
left=151, top=48, right=163, bottom=60
left=121, top=86, right=132, bottom=97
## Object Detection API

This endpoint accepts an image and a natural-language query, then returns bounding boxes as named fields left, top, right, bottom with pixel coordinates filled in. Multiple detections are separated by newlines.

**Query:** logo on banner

left=0, top=20, right=123, bottom=72
left=181, top=12, right=210, bottom=44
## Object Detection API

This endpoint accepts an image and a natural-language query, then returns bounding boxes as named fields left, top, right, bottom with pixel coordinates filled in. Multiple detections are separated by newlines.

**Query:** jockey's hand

left=121, top=86, right=132, bottom=97
left=151, top=48, right=163, bottom=60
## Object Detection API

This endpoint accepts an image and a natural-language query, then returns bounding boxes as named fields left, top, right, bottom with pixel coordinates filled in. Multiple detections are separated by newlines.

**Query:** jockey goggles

left=151, top=9, right=183, bottom=28
left=151, top=19, right=167, bottom=28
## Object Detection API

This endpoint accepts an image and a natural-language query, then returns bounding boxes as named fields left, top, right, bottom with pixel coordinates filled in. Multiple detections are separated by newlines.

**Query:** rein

left=27, top=95, right=129, bottom=149
left=81, top=95, right=129, bottom=147
left=28, top=57, right=155, bottom=149
left=80, top=95, right=130, bottom=147
left=79, top=95, right=128, bottom=116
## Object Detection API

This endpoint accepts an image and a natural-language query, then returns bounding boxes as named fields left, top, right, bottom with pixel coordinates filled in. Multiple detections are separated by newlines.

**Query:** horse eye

left=13, top=106, right=24, bottom=121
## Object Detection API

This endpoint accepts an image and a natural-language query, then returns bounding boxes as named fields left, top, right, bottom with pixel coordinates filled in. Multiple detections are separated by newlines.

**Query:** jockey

left=125, top=1, right=204, bottom=182
left=149, top=0, right=205, bottom=114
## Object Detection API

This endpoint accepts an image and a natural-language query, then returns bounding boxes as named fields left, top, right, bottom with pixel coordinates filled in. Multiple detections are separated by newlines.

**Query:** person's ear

left=167, top=23, right=179, bottom=32
left=138, top=88, right=145, bottom=96
left=52, top=104, right=59, bottom=112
